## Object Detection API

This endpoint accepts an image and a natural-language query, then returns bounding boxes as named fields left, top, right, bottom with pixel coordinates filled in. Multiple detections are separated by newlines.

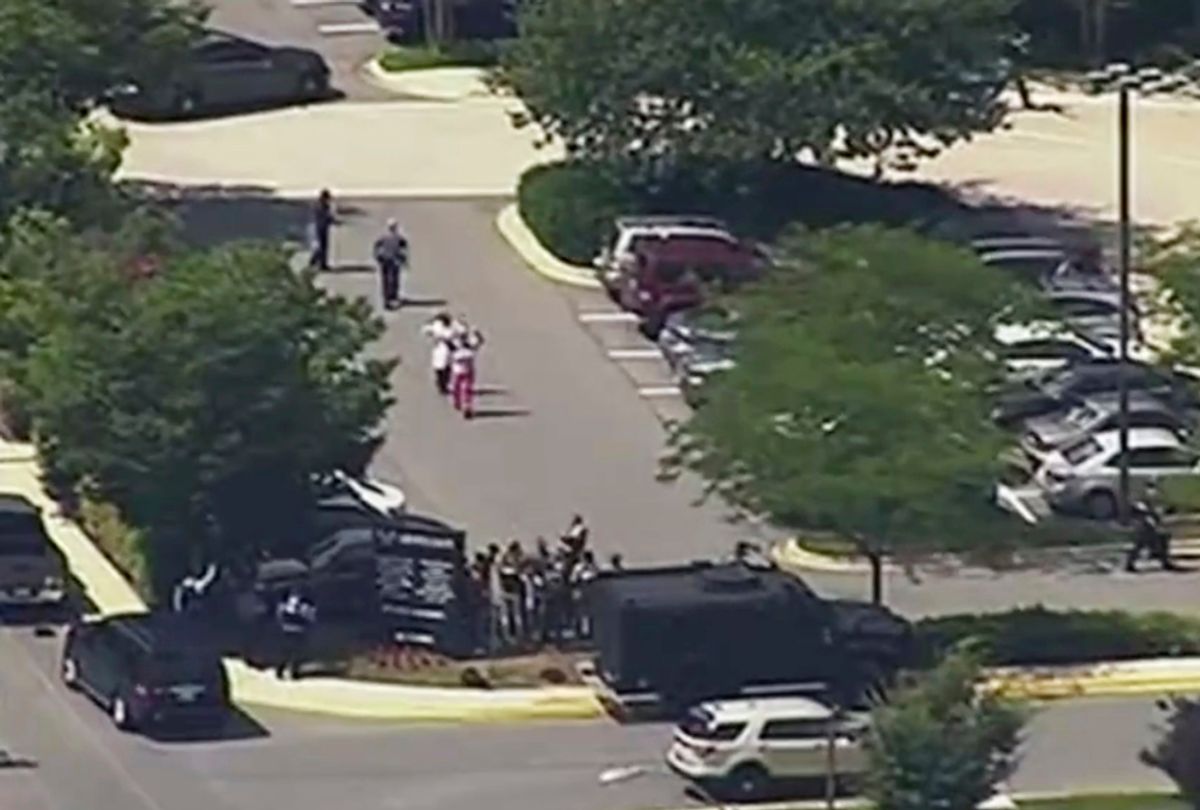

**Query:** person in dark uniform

left=308, top=189, right=335, bottom=271
left=275, top=588, right=317, bottom=679
left=373, top=219, right=409, bottom=310
left=1125, top=484, right=1180, bottom=572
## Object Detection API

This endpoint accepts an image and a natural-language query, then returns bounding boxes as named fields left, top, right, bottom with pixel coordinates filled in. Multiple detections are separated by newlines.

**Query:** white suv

left=666, top=696, right=866, bottom=800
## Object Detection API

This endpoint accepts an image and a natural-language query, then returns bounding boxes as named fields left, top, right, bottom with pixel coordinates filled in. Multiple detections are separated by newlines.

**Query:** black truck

left=587, top=559, right=911, bottom=712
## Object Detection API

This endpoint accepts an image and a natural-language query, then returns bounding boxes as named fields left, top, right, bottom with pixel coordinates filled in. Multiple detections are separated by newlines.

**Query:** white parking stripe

left=317, top=21, right=380, bottom=35
left=579, top=311, right=638, bottom=324
left=607, top=348, right=662, bottom=360
left=637, top=385, right=682, bottom=398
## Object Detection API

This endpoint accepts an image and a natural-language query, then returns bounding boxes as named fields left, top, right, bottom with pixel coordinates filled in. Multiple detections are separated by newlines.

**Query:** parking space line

left=579, top=311, right=638, bottom=324
left=607, top=348, right=662, bottom=360
left=637, top=385, right=682, bottom=398
left=317, top=21, right=381, bottom=35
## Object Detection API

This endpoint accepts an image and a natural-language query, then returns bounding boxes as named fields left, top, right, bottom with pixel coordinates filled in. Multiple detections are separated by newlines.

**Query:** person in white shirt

left=422, top=313, right=455, bottom=395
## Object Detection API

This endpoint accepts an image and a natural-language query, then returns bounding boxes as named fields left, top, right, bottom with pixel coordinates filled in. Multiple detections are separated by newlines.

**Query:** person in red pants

left=450, top=326, right=485, bottom=418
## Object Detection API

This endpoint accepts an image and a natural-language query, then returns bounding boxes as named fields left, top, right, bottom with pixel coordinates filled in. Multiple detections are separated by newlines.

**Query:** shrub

left=378, top=40, right=506, bottom=72
left=517, top=162, right=637, bottom=265
left=77, top=495, right=152, bottom=601
left=915, top=606, right=1200, bottom=669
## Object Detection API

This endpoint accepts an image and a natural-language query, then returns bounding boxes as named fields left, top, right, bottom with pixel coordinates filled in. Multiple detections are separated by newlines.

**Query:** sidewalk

left=0, top=439, right=603, bottom=722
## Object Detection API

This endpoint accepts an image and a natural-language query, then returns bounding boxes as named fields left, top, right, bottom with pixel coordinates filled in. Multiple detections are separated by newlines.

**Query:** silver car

left=1020, top=390, right=1192, bottom=464
left=1045, top=289, right=1141, bottom=343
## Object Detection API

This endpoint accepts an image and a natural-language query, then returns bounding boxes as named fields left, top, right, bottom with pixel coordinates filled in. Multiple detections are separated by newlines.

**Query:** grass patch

left=1021, top=793, right=1185, bottom=810
left=344, top=648, right=587, bottom=688
left=75, top=495, right=152, bottom=602
left=377, top=40, right=503, bottom=72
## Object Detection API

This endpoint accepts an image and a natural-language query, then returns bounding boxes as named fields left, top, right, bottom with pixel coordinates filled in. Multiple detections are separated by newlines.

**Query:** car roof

left=591, top=561, right=817, bottom=611
left=1046, top=289, right=1123, bottom=304
left=616, top=215, right=728, bottom=230
left=995, top=323, right=1093, bottom=345
left=698, top=695, right=834, bottom=722
left=981, top=248, right=1067, bottom=261
left=98, top=611, right=220, bottom=653
left=0, top=493, right=39, bottom=515
left=1079, top=390, right=1173, bottom=413
left=1089, top=427, right=1186, bottom=454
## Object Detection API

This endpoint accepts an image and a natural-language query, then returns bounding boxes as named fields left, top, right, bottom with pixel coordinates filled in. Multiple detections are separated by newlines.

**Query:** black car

left=110, top=32, right=331, bottom=119
left=994, top=361, right=1200, bottom=426
left=363, top=0, right=517, bottom=42
left=0, top=494, right=66, bottom=608
left=61, top=612, right=230, bottom=732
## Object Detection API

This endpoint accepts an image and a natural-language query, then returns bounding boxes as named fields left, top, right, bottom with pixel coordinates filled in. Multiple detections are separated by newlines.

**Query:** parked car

left=993, top=361, right=1200, bottom=426
left=659, top=308, right=738, bottom=379
left=1020, top=390, right=1192, bottom=465
left=1045, top=289, right=1140, bottom=342
left=970, top=234, right=1065, bottom=254
left=61, top=612, right=230, bottom=732
left=0, top=494, right=66, bottom=607
left=363, top=0, right=517, bottom=42
left=315, top=470, right=407, bottom=520
left=604, top=235, right=764, bottom=336
left=1034, top=427, right=1200, bottom=519
left=594, top=215, right=734, bottom=279
left=666, top=696, right=867, bottom=800
left=995, top=324, right=1116, bottom=382
left=980, top=248, right=1116, bottom=293
left=109, top=32, right=331, bottom=119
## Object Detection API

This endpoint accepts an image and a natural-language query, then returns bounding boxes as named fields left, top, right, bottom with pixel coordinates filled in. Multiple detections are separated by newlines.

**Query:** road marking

left=607, top=348, right=662, bottom=360
left=317, top=21, right=380, bottom=35
left=638, top=385, right=682, bottom=398
left=579, top=311, right=638, bottom=324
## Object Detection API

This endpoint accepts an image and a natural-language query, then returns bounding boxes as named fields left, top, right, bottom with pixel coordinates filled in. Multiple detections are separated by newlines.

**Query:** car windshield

left=1065, top=403, right=1101, bottom=428
left=679, top=708, right=744, bottom=741
left=1062, top=436, right=1103, bottom=466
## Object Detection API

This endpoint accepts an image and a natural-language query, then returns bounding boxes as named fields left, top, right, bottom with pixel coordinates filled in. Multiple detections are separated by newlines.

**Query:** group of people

left=465, top=515, right=621, bottom=653
left=308, top=189, right=410, bottom=311
left=423, top=312, right=485, bottom=419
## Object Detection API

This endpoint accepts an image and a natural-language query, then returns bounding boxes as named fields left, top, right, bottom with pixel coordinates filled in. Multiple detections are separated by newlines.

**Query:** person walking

left=450, top=327, right=484, bottom=419
left=308, top=189, right=335, bottom=271
left=372, top=219, right=409, bottom=310
left=275, top=588, right=317, bottom=680
left=1125, top=485, right=1180, bottom=572
left=422, top=313, right=455, bottom=395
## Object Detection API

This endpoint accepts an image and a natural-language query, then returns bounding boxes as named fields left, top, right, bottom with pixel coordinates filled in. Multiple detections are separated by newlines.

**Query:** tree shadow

left=127, top=181, right=313, bottom=248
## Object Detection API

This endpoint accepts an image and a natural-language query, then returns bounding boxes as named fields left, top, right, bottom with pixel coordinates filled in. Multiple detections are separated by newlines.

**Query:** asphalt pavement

left=0, top=620, right=1181, bottom=810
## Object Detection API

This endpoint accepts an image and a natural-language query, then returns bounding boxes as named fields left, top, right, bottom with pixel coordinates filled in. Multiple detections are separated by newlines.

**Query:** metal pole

left=1117, top=81, right=1132, bottom=525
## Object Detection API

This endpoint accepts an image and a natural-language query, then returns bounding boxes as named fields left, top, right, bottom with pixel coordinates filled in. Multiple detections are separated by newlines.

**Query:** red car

left=610, top=234, right=764, bottom=336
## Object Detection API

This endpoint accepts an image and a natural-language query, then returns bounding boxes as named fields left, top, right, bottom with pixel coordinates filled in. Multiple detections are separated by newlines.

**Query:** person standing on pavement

left=561, top=514, right=589, bottom=560
left=422, top=312, right=455, bottom=395
left=1125, top=484, right=1180, bottom=572
left=373, top=219, right=409, bottom=310
left=308, top=189, right=335, bottom=271
left=450, top=326, right=484, bottom=419
left=275, top=588, right=317, bottom=680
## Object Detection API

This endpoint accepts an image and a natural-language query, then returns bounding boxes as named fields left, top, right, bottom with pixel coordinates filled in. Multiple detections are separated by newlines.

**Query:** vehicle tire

left=639, top=315, right=665, bottom=340
left=61, top=657, right=79, bottom=690
left=299, top=71, right=329, bottom=100
left=111, top=694, right=136, bottom=731
left=174, top=90, right=201, bottom=118
left=1084, top=490, right=1118, bottom=521
left=725, top=763, right=770, bottom=801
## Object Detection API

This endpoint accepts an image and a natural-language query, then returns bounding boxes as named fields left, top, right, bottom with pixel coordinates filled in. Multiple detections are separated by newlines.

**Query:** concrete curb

left=0, top=439, right=605, bottom=723
left=495, top=203, right=603, bottom=289
left=361, top=58, right=495, bottom=102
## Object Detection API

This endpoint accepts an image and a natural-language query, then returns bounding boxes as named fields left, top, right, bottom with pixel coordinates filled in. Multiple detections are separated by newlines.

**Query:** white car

left=1034, top=427, right=1200, bottom=519
left=316, top=470, right=407, bottom=519
left=995, top=323, right=1115, bottom=380
left=666, top=697, right=866, bottom=800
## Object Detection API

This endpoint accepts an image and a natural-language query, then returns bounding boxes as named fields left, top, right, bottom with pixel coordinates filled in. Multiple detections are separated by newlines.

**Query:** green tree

left=20, top=242, right=394, bottom=596
left=1140, top=224, right=1200, bottom=369
left=501, top=0, right=1017, bottom=174
left=664, top=226, right=1039, bottom=603
left=865, top=651, right=1026, bottom=810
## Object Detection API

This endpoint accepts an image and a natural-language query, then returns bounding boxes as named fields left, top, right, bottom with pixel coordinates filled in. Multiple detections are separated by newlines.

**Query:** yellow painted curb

left=769, top=537, right=872, bottom=575
left=496, top=203, right=604, bottom=290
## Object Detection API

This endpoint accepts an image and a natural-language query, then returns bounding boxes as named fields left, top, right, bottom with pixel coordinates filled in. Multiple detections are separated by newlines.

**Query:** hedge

left=915, top=606, right=1200, bottom=669
left=377, top=39, right=507, bottom=73
left=516, top=160, right=969, bottom=267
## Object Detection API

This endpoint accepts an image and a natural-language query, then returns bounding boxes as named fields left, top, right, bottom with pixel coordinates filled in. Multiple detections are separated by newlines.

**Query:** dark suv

left=61, top=612, right=230, bottom=732
left=0, top=494, right=66, bottom=608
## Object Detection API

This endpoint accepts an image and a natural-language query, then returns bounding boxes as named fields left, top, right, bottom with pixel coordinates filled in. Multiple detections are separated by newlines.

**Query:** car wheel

left=111, top=694, right=136, bottom=731
left=61, top=656, right=79, bottom=690
left=1084, top=490, right=1118, bottom=521
left=725, top=763, right=770, bottom=801
left=174, top=90, right=200, bottom=118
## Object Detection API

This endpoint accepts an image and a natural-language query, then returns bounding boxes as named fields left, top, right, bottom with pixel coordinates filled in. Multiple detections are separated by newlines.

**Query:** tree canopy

left=865, top=652, right=1026, bottom=810
left=501, top=0, right=1017, bottom=172
left=5, top=219, right=394, bottom=594
left=664, top=226, right=1039, bottom=601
